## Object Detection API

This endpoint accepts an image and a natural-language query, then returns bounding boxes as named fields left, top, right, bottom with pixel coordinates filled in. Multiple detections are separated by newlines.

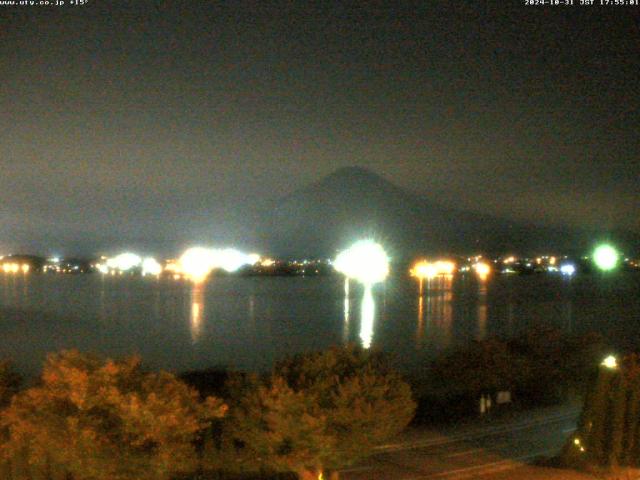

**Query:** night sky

left=1, top=1, right=638, bottom=256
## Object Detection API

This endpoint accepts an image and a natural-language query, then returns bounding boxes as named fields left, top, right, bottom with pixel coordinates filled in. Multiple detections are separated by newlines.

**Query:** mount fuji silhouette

left=257, top=166, right=634, bottom=258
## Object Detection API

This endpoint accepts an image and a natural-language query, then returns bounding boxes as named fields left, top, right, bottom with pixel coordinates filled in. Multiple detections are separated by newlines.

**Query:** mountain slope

left=259, top=166, right=636, bottom=258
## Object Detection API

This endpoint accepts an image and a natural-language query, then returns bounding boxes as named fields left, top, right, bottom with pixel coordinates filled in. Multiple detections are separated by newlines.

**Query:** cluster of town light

left=410, top=259, right=491, bottom=284
left=1, top=263, right=29, bottom=274
left=410, top=260, right=456, bottom=280
left=95, top=248, right=261, bottom=283
left=0, top=242, right=628, bottom=282
left=178, top=247, right=259, bottom=283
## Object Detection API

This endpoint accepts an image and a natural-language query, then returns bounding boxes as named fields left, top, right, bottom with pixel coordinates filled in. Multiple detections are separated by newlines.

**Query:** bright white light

left=560, top=264, right=576, bottom=276
left=142, top=257, right=162, bottom=276
left=179, top=247, right=217, bottom=283
left=96, top=263, right=109, bottom=274
left=334, top=240, right=389, bottom=285
left=106, top=252, right=141, bottom=271
left=594, top=245, right=619, bottom=271
left=212, top=248, right=253, bottom=273
left=602, top=355, right=617, bottom=369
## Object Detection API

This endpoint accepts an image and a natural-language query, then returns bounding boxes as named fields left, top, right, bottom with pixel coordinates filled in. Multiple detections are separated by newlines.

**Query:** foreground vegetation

left=0, top=327, right=613, bottom=480
left=0, top=346, right=415, bottom=480
left=560, top=353, right=640, bottom=477
left=412, top=326, right=607, bottom=423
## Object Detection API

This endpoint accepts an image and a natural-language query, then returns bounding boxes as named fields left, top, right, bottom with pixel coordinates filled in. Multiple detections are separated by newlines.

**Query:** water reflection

left=416, top=294, right=425, bottom=344
left=248, top=294, right=256, bottom=327
left=418, top=275, right=454, bottom=348
left=506, top=301, right=515, bottom=336
left=476, top=281, right=488, bottom=340
left=360, top=285, right=375, bottom=349
left=98, top=280, right=107, bottom=322
left=343, top=279, right=350, bottom=339
left=562, top=299, right=573, bottom=332
left=190, top=283, right=205, bottom=343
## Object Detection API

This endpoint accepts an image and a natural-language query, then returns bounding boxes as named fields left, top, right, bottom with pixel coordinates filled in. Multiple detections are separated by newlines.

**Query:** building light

left=602, top=355, right=618, bottom=369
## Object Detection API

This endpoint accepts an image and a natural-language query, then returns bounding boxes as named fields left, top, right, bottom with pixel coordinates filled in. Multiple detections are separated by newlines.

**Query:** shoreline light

left=334, top=240, right=389, bottom=285
left=178, top=247, right=256, bottom=282
left=106, top=252, right=142, bottom=272
left=179, top=247, right=217, bottom=283
left=473, top=261, right=491, bottom=280
left=410, top=260, right=437, bottom=280
left=410, top=260, right=456, bottom=280
left=593, top=244, right=619, bottom=271
left=142, top=257, right=162, bottom=276
left=211, top=248, right=254, bottom=273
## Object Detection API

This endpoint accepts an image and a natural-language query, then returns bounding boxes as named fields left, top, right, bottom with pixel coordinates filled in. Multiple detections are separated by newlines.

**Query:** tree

left=0, top=350, right=226, bottom=480
left=429, top=338, right=520, bottom=400
left=222, top=345, right=416, bottom=480
left=0, top=359, right=21, bottom=408
left=562, top=354, right=640, bottom=472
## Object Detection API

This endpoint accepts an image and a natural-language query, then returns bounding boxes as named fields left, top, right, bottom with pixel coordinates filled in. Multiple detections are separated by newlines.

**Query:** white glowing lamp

left=594, top=245, right=619, bottom=271
left=179, top=247, right=217, bottom=283
left=212, top=248, right=253, bottom=273
left=142, top=257, right=162, bottom=276
left=107, top=252, right=142, bottom=271
left=334, top=240, right=389, bottom=285
left=602, top=355, right=617, bottom=369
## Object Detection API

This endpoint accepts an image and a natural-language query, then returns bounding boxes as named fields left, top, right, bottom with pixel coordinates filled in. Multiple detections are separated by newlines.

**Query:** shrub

left=218, top=345, right=415, bottom=480
left=0, top=350, right=226, bottom=480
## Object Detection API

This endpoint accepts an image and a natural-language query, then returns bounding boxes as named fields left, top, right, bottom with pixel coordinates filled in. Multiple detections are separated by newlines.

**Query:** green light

left=593, top=244, right=619, bottom=271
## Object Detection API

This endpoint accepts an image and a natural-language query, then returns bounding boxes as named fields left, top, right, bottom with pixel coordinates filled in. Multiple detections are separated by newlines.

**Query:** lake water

left=1, top=272, right=639, bottom=377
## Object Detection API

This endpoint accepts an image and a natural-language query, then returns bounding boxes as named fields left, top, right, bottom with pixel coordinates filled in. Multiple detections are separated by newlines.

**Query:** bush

left=413, top=327, right=607, bottom=421
left=215, top=345, right=416, bottom=480
left=0, top=350, right=226, bottom=480
left=561, top=354, right=640, bottom=471
left=0, top=360, right=21, bottom=408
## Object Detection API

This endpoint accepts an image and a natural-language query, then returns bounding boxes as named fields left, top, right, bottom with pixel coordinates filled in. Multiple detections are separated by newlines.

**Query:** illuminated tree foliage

left=562, top=354, right=640, bottom=470
left=0, top=350, right=226, bottom=480
left=221, top=346, right=416, bottom=480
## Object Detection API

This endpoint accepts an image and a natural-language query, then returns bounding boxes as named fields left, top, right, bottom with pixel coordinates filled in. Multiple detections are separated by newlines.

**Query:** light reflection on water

left=1, top=272, right=640, bottom=377
left=359, top=285, right=375, bottom=349
left=476, top=280, right=488, bottom=340
left=343, top=291, right=350, bottom=343
left=190, top=283, right=205, bottom=343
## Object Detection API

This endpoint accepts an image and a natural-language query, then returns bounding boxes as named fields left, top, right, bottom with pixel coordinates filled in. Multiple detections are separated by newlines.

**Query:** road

left=341, top=403, right=583, bottom=479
